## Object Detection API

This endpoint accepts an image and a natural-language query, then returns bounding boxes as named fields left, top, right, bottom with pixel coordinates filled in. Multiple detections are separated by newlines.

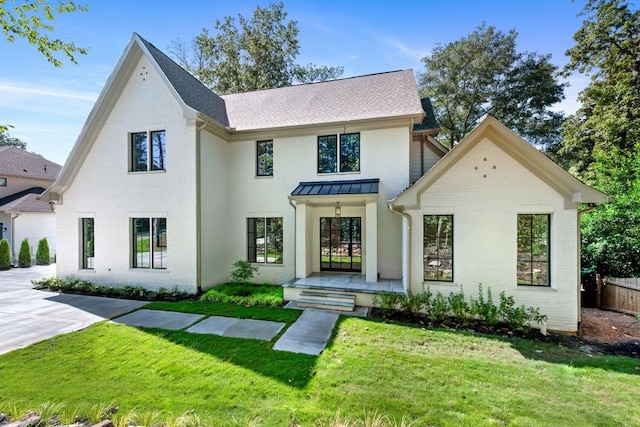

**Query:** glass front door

left=320, top=217, right=362, bottom=272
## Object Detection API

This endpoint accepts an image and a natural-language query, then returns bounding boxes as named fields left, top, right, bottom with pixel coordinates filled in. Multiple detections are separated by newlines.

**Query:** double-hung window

left=247, top=217, right=283, bottom=264
left=132, top=217, right=167, bottom=269
left=256, top=140, right=273, bottom=176
left=517, top=214, right=550, bottom=286
left=317, top=133, right=360, bottom=174
left=423, top=215, right=453, bottom=281
left=131, top=130, right=166, bottom=172
left=81, top=218, right=94, bottom=269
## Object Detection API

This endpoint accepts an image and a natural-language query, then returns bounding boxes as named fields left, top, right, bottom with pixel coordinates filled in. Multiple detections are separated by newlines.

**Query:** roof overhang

left=289, top=178, right=380, bottom=206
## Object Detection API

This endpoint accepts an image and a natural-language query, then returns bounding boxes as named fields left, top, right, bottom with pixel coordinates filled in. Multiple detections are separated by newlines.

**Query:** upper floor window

left=131, top=130, right=166, bottom=172
left=0, top=177, right=6, bottom=186
left=424, top=215, right=453, bottom=282
left=256, top=140, right=273, bottom=176
left=317, top=133, right=360, bottom=174
left=517, top=214, right=550, bottom=286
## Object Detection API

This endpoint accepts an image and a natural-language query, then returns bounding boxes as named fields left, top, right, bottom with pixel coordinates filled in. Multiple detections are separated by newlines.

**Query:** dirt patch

left=571, top=308, right=640, bottom=358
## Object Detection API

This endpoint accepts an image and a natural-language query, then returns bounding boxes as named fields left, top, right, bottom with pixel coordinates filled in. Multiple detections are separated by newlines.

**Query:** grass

left=199, top=283, right=284, bottom=307
left=1, top=307, right=640, bottom=426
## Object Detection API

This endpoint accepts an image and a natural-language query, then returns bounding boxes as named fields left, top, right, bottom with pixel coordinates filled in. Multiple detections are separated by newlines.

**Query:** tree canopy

left=419, top=24, right=566, bottom=148
left=170, top=2, right=343, bottom=94
left=0, top=130, right=27, bottom=149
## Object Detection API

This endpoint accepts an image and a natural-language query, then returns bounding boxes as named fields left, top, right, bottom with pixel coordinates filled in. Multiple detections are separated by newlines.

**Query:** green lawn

left=1, top=303, right=639, bottom=426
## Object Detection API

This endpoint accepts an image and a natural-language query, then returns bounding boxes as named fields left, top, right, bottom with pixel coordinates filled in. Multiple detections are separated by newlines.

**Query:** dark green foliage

left=200, top=283, right=283, bottom=307
left=18, top=238, right=31, bottom=268
left=230, top=260, right=258, bottom=284
left=372, top=292, right=404, bottom=317
left=0, top=130, right=27, bottom=149
left=0, top=239, right=11, bottom=270
left=35, top=238, right=50, bottom=265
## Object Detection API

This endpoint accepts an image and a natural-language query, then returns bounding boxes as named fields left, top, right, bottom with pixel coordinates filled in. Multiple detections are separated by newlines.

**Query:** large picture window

left=256, top=140, right=273, bottom=176
left=131, top=130, right=166, bottom=172
left=247, top=217, right=283, bottom=264
left=423, top=215, right=453, bottom=281
left=81, top=218, right=94, bottom=269
left=132, top=217, right=167, bottom=269
left=517, top=214, right=550, bottom=286
left=317, top=133, right=360, bottom=174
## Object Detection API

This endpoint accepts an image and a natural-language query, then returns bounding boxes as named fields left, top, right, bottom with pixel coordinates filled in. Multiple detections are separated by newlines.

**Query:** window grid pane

left=340, top=133, right=360, bottom=172
left=318, top=135, right=337, bottom=173
left=81, top=218, right=94, bottom=269
left=151, top=131, right=166, bottom=171
left=248, top=217, right=283, bottom=264
left=131, top=132, right=148, bottom=172
left=257, top=140, right=274, bottom=176
left=132, top=218, right=150, bottom=268
left=247, top=218, right=258, bottom=262
left=517, top=214, right=550, bottom=286
left=424, top=215, right=453, bottom=282
left=152, top=218, right=167, bottom=269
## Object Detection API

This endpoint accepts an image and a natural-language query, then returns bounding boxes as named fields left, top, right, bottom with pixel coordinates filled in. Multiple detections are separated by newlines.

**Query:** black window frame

left=0, top=177, right=7, bottom=187
left=517, top=214, right=550, bottom=287
left=132, top=217, right=167, bottom=269
left=81, top=218, right=94, bottom=269
left=247, top=217, right=283, bottom=264
left=256, top=140, right=274, bottom=177
left=130, top=130, right=166, bottom=172
left=317, top=133, right=360, bottom=174
left=423, top=214, right=454, bottom=282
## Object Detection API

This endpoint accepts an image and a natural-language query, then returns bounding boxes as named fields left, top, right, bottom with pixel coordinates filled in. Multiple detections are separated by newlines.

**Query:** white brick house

left=44, top=33, right=606, bottom=332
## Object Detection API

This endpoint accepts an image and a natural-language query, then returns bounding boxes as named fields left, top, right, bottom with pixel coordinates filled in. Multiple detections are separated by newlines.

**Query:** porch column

left=295, top=200, right=307, bottom=278
left=365, top=200, right=378, bottom=283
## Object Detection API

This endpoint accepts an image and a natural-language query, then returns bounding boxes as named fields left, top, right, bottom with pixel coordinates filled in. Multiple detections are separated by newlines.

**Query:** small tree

left=18, top=238, right=32, bottom=268
left=36, top=238, right=51, bottom=265
left=0, top=239, right=11, bottom=270
left=230, top=260, right=258, bottom=284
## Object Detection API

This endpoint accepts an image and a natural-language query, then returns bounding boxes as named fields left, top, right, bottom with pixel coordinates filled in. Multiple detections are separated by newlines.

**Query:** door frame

left=319, top=216, right=362, bottom=272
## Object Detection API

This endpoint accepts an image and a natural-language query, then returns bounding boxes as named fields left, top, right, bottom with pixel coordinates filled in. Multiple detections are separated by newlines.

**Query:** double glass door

left=320, top=217, right=362, bottom=272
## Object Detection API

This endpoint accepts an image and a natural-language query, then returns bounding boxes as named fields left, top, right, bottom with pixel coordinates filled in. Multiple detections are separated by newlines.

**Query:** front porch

left=283, top=272, right=404, bottom=312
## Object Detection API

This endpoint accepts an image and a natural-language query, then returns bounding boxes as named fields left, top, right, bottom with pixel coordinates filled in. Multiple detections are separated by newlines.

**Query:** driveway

left=0, top=265, right=147, bottom=355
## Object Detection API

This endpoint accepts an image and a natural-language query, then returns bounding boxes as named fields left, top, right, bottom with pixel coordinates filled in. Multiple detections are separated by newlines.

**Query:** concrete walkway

left=273, top=308, right=339, bottom=355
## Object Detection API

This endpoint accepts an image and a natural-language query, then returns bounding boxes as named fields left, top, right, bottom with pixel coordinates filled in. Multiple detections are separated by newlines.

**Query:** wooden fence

left=599, top=277, right=640, bottom=315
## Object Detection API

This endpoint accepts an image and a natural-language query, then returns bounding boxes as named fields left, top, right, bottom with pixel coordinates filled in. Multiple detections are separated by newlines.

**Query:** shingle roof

left=291, top=178, right=380, bottom=196
left=0, top=187, right=51, bottom=212
left=221, top=70, right=424, bottom=131
left=137, top=34, right=230, bottom=127
left=413, top=98, right=439, bottom=131
left=0, top=146, right=61, bottom=180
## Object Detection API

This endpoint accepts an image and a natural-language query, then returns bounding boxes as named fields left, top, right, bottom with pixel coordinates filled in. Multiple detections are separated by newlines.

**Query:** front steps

left=295, top=290, right=356, bottom=312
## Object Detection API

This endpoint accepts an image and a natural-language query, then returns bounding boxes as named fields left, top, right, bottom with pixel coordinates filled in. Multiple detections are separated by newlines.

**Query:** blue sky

left=0, top=0, right=589, bottom=165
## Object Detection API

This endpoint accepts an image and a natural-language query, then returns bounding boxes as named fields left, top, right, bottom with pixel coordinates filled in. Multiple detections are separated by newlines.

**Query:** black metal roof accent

left=291, top=178, right=379, bottom=196
left=413, top=98, right=439, bottom=131
left=0, top=187, right=46, bottom=207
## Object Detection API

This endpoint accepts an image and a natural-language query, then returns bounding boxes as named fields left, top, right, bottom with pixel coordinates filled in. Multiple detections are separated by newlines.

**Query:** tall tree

left=0, top=130, right=27, bottom=149
left=419, top=24, right=566, bottom=148
left=170, top=2, right=343, bottom=94
left=558, top=0, right=640, bottom=277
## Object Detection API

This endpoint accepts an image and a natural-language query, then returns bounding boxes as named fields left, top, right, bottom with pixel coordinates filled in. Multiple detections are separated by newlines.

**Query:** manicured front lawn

left=1, top=306, right=639, bottom=426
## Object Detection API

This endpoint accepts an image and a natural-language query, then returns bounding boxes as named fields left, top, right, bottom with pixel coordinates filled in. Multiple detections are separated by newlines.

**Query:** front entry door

left=320, top=217, right=362, bottom=272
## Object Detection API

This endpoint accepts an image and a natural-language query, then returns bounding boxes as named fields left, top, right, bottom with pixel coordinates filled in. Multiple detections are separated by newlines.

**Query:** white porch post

left=295, top=201, right=307, bottom=278
left=365, top=200, right=378, bottom=283
left=401, top=214, right=410, bottom=293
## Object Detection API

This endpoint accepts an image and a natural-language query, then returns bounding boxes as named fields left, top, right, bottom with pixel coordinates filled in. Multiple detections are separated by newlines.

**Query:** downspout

left=195, top=120, right=207, bottom=294
left=388, top=202, right=410, bottom=294
left=577, top=204, right=597, bottom=330
left=289, top=198, right=297, bottom=279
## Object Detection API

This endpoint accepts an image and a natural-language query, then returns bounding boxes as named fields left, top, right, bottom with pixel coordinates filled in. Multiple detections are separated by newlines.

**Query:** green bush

left=230, top=260, right=258, bottom=284
left=35, top=238, right=50, bottom=265
left=200, top=283, right=283, bottom=307
left=373, top=292, right=404, bottom=316
left=0, top=239, right=11, bottom=270
left=18, top=238, right=31, bottom=268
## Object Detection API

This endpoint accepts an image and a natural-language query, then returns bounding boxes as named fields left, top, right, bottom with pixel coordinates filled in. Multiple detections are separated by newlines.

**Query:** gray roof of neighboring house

left=413, top=98, right=439, bottom=131
left=0, top=146, right=61, bottom=181
left=221, top=70, right=424, bottom=131
left=138, top=34, right=230, bottom=127
left=291, top=178, right=380, bottom=196
left=0, top=187, right=51, bottom=213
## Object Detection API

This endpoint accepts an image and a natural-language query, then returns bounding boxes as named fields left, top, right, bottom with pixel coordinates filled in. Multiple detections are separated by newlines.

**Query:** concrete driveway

left=0, top=265, right=147, bottom=355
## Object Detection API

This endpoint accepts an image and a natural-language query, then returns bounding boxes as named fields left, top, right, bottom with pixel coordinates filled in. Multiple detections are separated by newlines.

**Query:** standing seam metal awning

left=291, top=178, right=380, bottom=196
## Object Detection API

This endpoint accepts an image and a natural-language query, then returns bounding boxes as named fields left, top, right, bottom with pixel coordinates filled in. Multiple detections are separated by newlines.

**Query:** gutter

left=387, top=201, right=411, bottom=293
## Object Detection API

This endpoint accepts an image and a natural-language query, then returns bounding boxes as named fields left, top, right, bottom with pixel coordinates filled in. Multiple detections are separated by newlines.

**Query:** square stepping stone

left=187, top=316, right=285, bottom=341
left=113, top=309, right=203, bottom=330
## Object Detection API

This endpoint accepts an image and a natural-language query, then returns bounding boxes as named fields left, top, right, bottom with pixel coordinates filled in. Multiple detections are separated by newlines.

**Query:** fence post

left=596, top=274, right=603, bottom=309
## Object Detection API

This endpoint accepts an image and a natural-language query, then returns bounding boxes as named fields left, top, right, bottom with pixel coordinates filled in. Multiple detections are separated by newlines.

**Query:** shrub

left=36, top=238, right=50, bottom=265
left=230, top=260, right=258, bottom=284
left=18, top=238, right=32, bottom=268
left=373, top=292, right=404, bottom=316
left=200, top=283, right=283, bottom=307
left=0, top=238, right=11, bottom=270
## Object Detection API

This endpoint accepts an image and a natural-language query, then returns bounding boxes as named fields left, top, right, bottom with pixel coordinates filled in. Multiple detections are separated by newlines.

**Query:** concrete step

left=296, top=298, right=355, bottom=312
left=299, top=290, right=356, bottom=303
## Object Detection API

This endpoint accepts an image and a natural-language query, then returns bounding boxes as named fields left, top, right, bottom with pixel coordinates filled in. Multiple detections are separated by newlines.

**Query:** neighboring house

left=43, top=33, right=606, bottom=332
left=0, top=146, right=61, bottom=261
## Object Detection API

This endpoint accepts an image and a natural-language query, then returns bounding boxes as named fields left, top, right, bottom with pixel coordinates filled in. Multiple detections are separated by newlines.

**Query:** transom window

left=131, top=130, right=166, bottom=172
left=247, top=217, right=283, bottom=264
left=423, top=215, right=453, bottom=281
left=256, top=140, right=273, bottom=176
left=132, top=217, right=167, bottom=269
left=81, top=218, right=94, bottom=269
left=317, top=133, right=360, bottom=174
left=517, top=214, right=550, bottom=286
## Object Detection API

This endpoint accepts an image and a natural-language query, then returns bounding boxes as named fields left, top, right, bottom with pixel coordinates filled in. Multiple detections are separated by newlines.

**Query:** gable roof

left=0, top=187, right=51, bottom=213
left=391, top=115, right=608, bottom=209
left=0, top=146, right=61, bottom=181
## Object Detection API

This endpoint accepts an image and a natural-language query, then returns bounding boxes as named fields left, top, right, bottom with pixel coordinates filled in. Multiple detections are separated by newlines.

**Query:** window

left=317, top=133, right=360, bottom=174
left=132, top=217, right=167, bottom=269
left=0, top=177, right=6, bottom=186
left=517, top=214, right=550, bottom=286
left=131, top=130, right=166, bottom=172
left=423, top=215, right=453, bottom=281
left=256, top=140, right=273, bottom=176
left=247, top=217, right=283, bottom=264
left=81, top=218, right=94, bottom=269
